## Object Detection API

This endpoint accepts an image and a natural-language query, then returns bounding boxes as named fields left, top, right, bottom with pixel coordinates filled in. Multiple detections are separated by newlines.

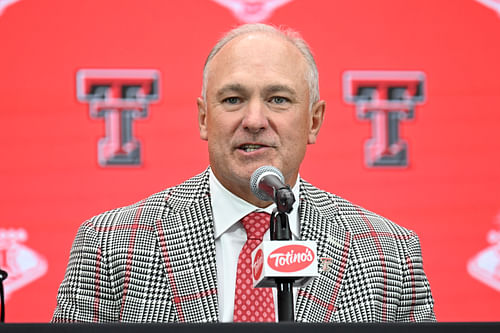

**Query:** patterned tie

left=233, top=212, right=276, bottom=322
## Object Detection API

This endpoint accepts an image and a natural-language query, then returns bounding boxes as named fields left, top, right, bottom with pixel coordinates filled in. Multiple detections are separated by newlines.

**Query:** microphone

left=250, top=166, right=318, bottom=321
left=250, top=166, right=295, bottom=213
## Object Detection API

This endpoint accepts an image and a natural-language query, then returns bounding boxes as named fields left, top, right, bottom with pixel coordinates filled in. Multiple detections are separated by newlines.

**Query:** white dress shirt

left=209, top=169, right=301, bottom=322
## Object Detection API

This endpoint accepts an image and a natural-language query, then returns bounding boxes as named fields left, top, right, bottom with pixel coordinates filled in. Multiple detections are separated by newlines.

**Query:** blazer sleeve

left=396, top=233, right=436, bottom=321
left=52, top=221, right=120, bottom=322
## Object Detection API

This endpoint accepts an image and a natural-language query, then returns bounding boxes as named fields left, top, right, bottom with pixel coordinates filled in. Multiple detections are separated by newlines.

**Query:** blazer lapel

left=154, top=169, right=219, bottom=322
left=295, top=180, right=353, bottom=322
left=152, top=173, right=353, bottom=322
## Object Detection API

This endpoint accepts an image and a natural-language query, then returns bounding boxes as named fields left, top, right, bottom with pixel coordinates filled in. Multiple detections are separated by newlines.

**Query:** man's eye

left=270, top=96, right=289, bottom=104
left=223, top=97, right=241, bottom=104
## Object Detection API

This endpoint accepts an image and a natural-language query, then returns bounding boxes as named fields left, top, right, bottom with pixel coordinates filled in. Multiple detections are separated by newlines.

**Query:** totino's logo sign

left=251, top=240, right=318, bottom=288
left=268, top=244, right=315, bottom=272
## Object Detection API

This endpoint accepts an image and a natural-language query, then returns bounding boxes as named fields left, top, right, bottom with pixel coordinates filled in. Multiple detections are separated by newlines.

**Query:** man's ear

left=308, top=100, right=326, bottom=144
left=197, top=97, right=208, bottom=141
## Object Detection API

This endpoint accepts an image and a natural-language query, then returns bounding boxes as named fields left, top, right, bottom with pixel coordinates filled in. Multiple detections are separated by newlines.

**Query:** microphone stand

left=0, top=268, right=7, bottom=323
left=270, top=186, right=295, bottom=322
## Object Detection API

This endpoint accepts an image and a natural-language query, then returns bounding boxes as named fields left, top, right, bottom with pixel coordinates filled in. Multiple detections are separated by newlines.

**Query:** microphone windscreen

left=250, top=166, right=285, bottom=201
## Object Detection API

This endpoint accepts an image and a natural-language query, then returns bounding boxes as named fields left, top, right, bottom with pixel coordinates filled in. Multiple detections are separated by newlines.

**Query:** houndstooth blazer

left=52, top=168, right=435, bottom=322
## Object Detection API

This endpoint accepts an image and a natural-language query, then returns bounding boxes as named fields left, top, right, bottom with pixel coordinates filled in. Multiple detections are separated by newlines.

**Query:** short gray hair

left=201, top=23, right=320, bottom=109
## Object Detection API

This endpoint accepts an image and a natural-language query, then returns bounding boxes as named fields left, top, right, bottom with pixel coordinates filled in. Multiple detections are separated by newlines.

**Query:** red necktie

left=233, top=212, right=276, bottom=322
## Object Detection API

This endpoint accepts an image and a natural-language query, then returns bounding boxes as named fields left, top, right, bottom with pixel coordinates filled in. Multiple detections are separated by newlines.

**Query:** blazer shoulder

left=84, top=168, right=211, bottom=232
left=299, top=178, right=415, bottom=238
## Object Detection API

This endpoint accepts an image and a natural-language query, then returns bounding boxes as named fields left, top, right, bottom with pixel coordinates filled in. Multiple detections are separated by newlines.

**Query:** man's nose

left=241, top=99, right=268, bottom=133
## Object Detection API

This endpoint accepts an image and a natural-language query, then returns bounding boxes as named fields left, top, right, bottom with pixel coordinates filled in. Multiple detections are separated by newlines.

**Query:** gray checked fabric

left=52, top=168, right=435, bottom=322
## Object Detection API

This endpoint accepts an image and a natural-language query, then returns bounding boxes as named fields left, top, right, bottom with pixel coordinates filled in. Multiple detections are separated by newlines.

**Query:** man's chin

left=239, top=162, right=276, bottom=179
left=228, top=165, right=264, bottom=188
left=213, top=160, right=280, bottom=189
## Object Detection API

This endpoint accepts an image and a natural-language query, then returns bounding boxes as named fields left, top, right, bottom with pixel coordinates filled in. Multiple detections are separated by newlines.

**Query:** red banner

left=0, top=0, right=499, bottom=322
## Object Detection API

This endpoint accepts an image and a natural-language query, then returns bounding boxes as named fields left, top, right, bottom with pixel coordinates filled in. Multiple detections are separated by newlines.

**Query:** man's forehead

left=202, top=30, right=311, bottom=104
left=208, top=31, right=305, bottom=71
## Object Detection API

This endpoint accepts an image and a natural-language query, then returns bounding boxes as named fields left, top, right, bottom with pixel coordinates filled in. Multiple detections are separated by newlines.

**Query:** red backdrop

left=1, top=0, right=500, bottom=322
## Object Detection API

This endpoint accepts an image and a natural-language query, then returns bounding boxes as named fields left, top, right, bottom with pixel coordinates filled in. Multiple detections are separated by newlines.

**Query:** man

left=52, top=23, right=435, bottom=322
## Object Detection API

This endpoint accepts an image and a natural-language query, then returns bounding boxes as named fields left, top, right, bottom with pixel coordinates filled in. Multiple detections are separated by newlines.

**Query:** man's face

left=198, top=32, right=324, bottom=206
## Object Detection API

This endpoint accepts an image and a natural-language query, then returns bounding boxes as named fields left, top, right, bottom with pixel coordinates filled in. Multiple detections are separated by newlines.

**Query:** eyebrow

left=215, top=83, right=298, bottom=100
left=215, top=83, right=248, bottom=100
left=262, top=84, right=297, bottom=98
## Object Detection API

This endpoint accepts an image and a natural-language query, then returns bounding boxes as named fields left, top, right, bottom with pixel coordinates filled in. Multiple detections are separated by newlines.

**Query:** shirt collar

left=209, top=168, right=300, bottom=240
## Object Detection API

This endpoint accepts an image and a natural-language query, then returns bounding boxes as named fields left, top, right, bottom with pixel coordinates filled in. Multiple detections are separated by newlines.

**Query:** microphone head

left=250, top=165, right=285, bottom=201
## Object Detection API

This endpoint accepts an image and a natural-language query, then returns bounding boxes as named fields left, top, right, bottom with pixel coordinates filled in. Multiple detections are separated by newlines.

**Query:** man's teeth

left=241, top=144, right=263, bottom=152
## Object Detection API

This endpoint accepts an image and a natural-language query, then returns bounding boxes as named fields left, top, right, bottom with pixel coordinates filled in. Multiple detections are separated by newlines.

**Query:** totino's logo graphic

left=343, top=71, right=425, bottom=168
left=268, top=244, right=315, bottom=272
left=211, top=0, right=292, bottom=23
left=0, top=228, right=48, bottom=301
left=77, top=69, right=159, bottom=166
left=467, top=212, right=500, bottom=292
left=476, top=0, right=500, bottom=18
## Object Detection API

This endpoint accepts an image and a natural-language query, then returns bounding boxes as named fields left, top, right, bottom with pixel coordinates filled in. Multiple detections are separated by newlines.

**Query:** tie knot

left=240, top=212, right=270, bottom=240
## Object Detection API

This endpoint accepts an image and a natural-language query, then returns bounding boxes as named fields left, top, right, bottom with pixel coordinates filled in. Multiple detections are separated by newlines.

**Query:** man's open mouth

left=238, top=144, right=266, bottom=153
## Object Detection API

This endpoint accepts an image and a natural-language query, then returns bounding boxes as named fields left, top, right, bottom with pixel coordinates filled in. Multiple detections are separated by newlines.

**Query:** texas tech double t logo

left=77, top=69, right=159, bottom=166
left=343, top=71, right=425, bottom=167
